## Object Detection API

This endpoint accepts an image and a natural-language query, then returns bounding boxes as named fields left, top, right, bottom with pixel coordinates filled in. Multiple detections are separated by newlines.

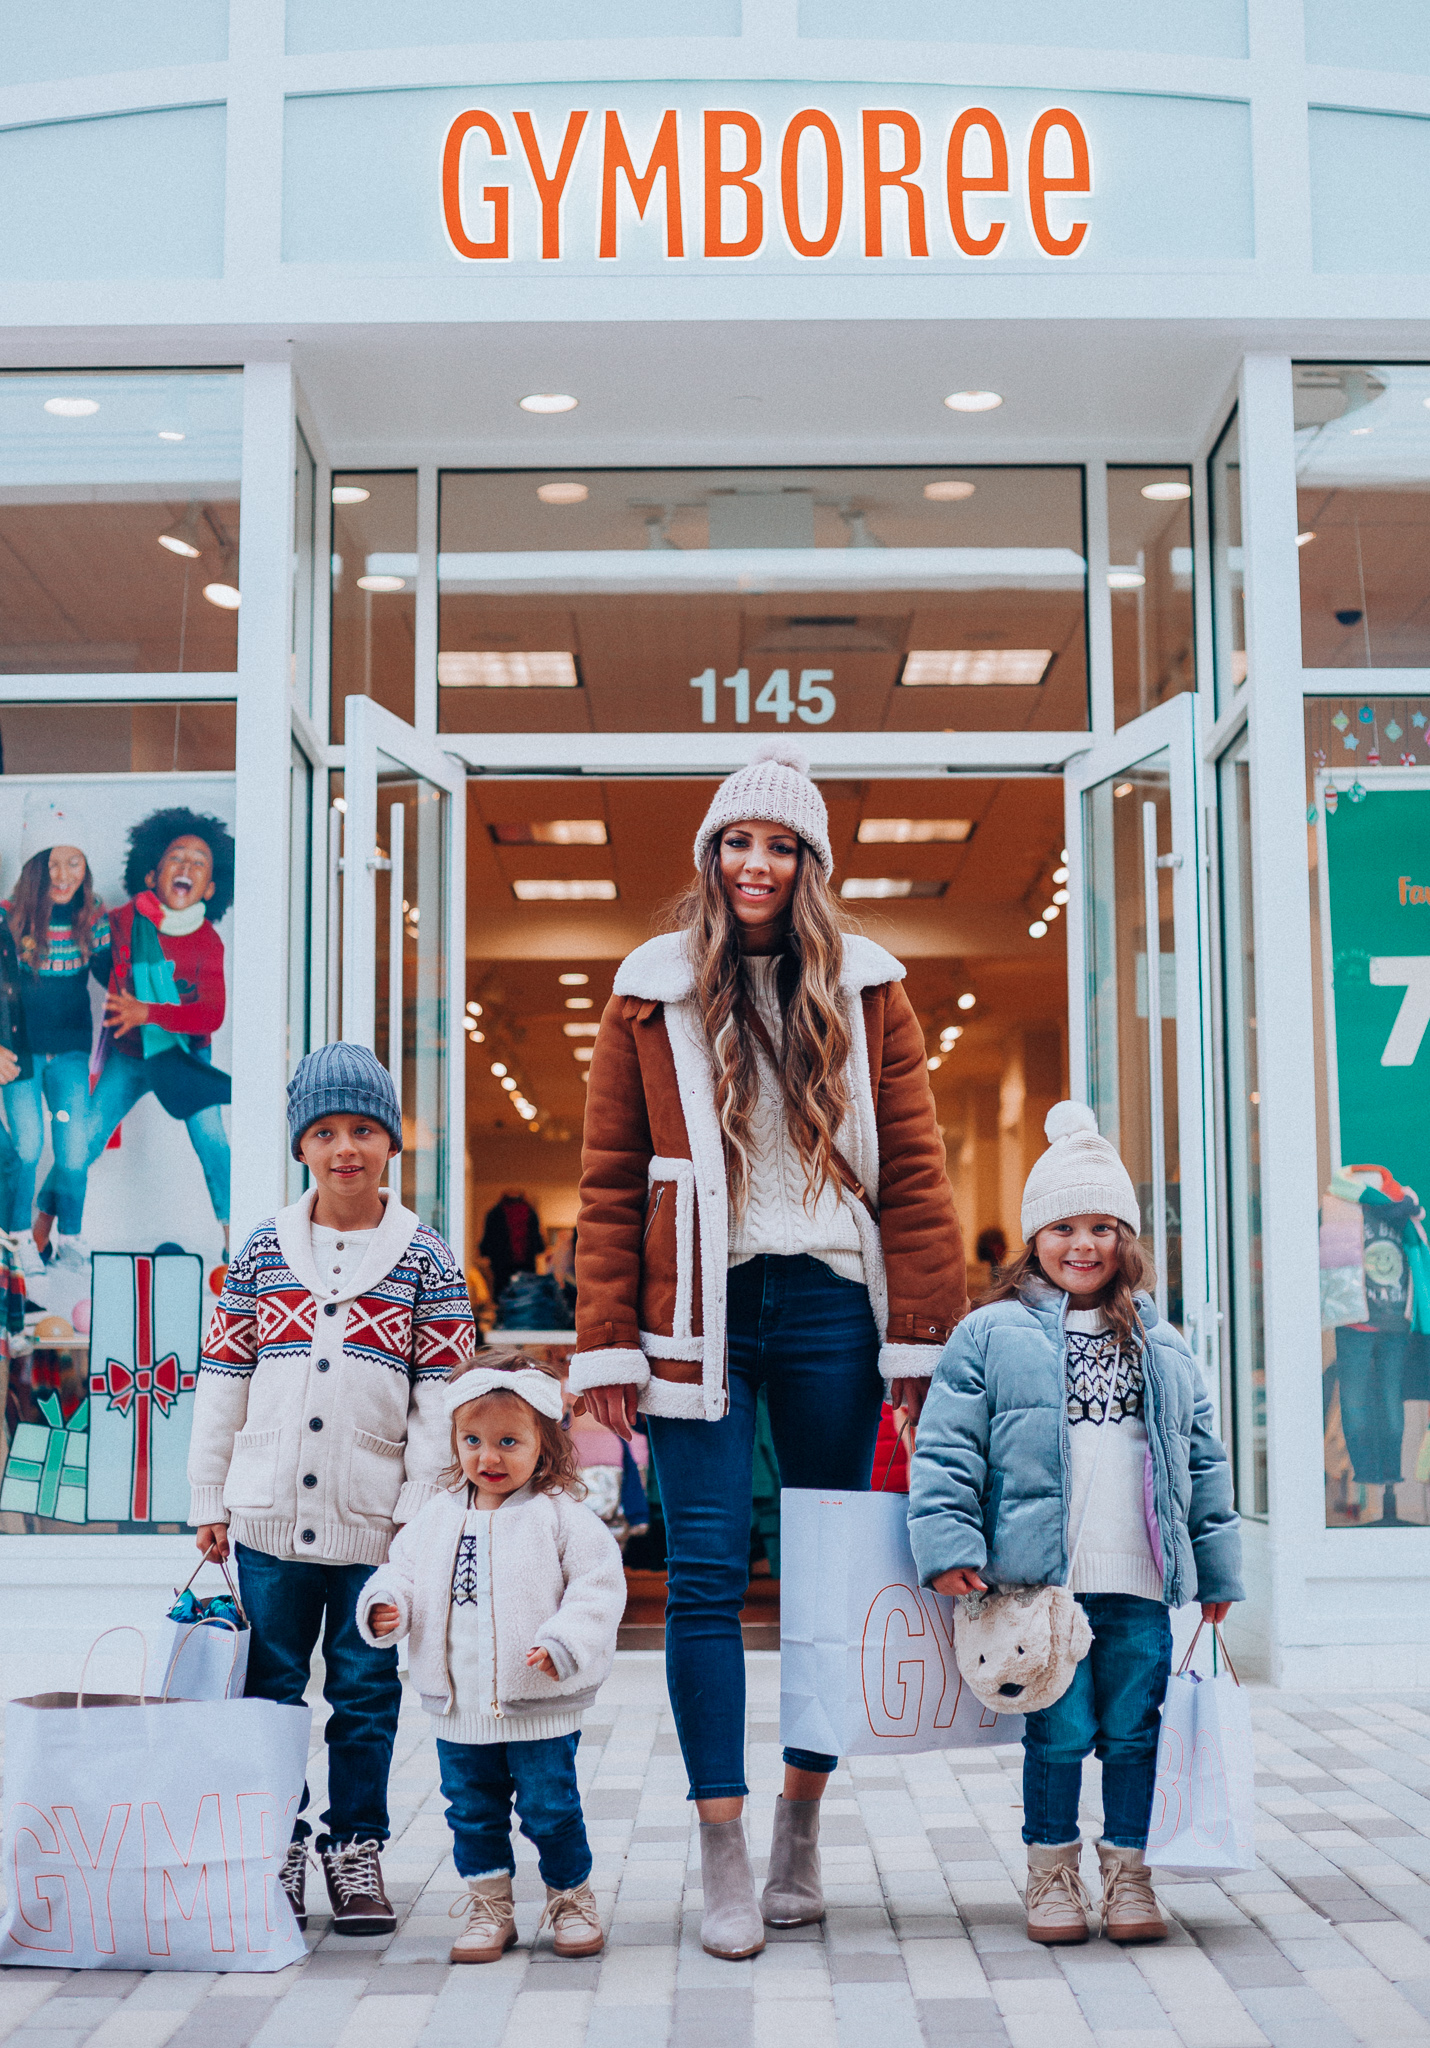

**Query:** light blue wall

left=0, top=105, right=227, bottom=281
left=285, top=0, right=739, bottom=52
left=1310, top=107, right=1430, bottom=271
left=0, top=1, right=228, bottom=87
left=1304, top=0, right=1430, bottom=73
left=798, top=0, right=1248, bottom=58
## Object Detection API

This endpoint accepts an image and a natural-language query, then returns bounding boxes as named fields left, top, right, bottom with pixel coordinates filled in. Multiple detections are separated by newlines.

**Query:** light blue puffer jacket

left=907, top=1283, right=1243, bottom=1608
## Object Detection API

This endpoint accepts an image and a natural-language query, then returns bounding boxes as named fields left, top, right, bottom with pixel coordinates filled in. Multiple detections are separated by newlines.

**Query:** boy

left=188, top=1041, right=475, bottom=1934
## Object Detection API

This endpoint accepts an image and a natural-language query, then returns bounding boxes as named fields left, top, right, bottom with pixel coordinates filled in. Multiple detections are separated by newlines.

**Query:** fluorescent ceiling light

left=357, top=573, right=406, bottom=593
left=538, top=481, right=588, bottom=504
left=1140, top=480, right=1191, bottom=501
left=439, top=651, right=577, bottom=688
left=901, top=649, right=1052, bottom=686
left=202, top=581, right=240, bottom=609
left=565, top=996, right=595, bottom=1008
left=559, top=971, right=590, bottom=984
left=1114, top=782, right=1134, bottom=798
left=490, top=819, right=605, bottom=845
left=944, top=391, right=1002, bottom=412
left=511, top=880, right=617, bottom=902
left=858, top=818, right=974, bottom=844
left=435, top=547, right=1085, bottom=596
left=44, top=396, right=98, bottom=417
left=520, top=393, right=578, bottom=413
left=158, top=430, right=185, bottom=442
left=924, top=480, right=976, bottom=501
left=574, top=1046, right=594, bottom=1060
left=1107, top=568, right=1146, bottom=590
left=157, top=512, right=203, bottom=560
left=840, top=878, right=948, bottom=900
left=332, top=485, right=370, bottom=505
left=1297, top=531, right=1316, bottom=547
left=563, top=1022, right=600, bottom=1037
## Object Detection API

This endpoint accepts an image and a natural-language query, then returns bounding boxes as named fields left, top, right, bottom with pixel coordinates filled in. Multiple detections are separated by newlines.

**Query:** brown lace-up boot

left=320, top=1838, right=397, bottom=1936
left=278, top=1840, right=310, bottom=1930
left=1025, top=1841, right=1093, bottom=1944
left=1097, top=1842, right=1168, bottom=1943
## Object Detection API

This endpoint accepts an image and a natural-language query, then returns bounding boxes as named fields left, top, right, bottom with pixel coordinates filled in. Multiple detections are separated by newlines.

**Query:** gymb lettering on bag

left=780, top=1488, right=1018, bottom=1758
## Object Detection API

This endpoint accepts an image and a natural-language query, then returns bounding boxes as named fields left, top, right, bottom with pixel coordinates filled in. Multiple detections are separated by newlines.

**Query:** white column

left=230, top=360, right=296, bottom=1246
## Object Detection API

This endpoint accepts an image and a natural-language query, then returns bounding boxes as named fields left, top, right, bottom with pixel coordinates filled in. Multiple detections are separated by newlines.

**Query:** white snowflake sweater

left=1064, top=1305, right=1163, bottom=1602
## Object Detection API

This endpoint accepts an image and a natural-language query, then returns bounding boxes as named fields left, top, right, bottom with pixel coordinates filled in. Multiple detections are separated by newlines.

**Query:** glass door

left=341, top=696, right=466, bottom=1245
left=1064, top=694, right=1213, bottom=1378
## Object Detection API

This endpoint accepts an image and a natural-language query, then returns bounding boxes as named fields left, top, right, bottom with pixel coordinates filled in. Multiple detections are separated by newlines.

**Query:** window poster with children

left=0, top=772, right=235, bottom=1534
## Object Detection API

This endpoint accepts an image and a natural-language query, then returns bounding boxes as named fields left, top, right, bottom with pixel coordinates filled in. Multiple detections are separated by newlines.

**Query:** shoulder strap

left=738, top=990, right=878, bottom=1221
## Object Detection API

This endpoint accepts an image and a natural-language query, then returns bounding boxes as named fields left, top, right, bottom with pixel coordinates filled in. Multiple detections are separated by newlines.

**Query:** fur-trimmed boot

left=1097, top=1842, right=1167, bottom=1943
left=761, top=1797, right=825, bottom=1926
left=448, top=1875, right=518, bottom=1963
left=1025, top=1842, right=1093, bottom=1945
left=699, top=1819, right=766, bottom=1959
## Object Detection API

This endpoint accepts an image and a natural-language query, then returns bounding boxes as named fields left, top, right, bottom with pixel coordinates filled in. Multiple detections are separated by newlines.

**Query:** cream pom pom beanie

left=1020, top=1101, right=1141, bottom=1240
left=693, top=740, right=833, bottom=877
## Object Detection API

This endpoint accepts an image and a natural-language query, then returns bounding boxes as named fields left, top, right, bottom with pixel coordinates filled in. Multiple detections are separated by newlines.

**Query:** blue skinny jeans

left=648, top=1253, right=884, bottom=1802
left=437, top=1734, right=591, bottom=1889
left=0, top=1050, right=92, bottom=1233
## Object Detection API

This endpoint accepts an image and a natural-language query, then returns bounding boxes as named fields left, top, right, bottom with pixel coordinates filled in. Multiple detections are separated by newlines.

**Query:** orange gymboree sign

left=440, top=103, right=1092, bottom=263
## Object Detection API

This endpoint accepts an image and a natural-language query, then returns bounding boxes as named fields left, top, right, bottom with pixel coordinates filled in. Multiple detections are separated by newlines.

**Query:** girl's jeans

left=647, top=1253, right=884, bottom=1802
left=1021, top=1593, right=1172, bottom=1850
left=53, top=1045, right=230, bottom=1226
left=437, top=1733, right=591, bottom=1890
left=0, top=1051, right=92, bottom=1234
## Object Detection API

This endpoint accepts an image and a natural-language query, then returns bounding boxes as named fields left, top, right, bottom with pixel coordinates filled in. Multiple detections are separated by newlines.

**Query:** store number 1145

left=690, top=667, right=836, bottom=726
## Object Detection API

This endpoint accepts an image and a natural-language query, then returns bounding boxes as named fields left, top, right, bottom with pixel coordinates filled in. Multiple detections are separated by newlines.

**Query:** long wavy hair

left=8, top=848, right=104, bottom=970
left=671, top=831, right=854, bottom=1215
left=978, top=1221, right=1154, bottom=1351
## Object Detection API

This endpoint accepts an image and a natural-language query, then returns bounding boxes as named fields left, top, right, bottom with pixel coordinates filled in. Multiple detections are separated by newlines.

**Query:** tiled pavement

left=13, top=1653, right=1430, bottom=2046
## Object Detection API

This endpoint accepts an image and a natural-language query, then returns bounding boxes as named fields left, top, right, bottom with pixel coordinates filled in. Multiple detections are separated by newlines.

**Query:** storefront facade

left=2, top=0, right=1429, bottom=1691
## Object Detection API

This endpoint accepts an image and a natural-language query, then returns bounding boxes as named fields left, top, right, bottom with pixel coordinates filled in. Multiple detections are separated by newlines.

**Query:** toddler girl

left=909, top=1103, right=1243, bottom=1947
left=359, top=1354, right=625, bottom=1961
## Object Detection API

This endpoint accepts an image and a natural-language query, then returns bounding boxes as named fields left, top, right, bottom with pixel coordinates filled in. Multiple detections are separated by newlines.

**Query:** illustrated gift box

left=87, top=1252, right=202, bottom=1524
left=0, top=1392, right=89, bottom=1522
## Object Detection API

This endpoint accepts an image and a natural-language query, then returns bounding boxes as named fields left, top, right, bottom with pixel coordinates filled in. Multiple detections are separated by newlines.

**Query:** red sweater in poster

left=108, top=896, right=227, bottom=1053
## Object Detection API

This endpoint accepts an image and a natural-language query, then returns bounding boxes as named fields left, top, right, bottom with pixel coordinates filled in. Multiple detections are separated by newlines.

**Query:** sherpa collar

left=612, top=929, right=905, bottom=1005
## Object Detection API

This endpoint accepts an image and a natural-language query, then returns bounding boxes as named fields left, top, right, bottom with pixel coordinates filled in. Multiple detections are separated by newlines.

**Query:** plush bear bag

left=953, top=1335, right=1128, bottom=1715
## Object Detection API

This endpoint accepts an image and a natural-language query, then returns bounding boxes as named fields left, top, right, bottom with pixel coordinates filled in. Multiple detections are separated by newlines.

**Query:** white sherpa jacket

left=356, top=1483, right=625, bottom=1734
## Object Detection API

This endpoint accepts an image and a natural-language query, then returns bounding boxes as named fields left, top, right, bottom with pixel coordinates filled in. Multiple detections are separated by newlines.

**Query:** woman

left=573, top=742, right=966, bottom=1959
left=3, top=833, right=110, bottom=1272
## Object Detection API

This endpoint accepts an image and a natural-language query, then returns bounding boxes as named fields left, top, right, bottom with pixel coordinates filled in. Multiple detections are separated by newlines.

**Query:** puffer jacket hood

left=907, top=1282, right=1243, bottom=1609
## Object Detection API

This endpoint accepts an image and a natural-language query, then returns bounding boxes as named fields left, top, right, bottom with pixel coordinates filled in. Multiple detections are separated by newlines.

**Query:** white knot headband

left=444, top=1367, right=565, bottom=1423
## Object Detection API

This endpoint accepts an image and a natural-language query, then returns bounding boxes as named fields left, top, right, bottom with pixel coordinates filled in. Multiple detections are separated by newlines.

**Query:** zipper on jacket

left=487, top=1516, right=503, bottom=1717
left=643, top=1184, right=665, bottom=1240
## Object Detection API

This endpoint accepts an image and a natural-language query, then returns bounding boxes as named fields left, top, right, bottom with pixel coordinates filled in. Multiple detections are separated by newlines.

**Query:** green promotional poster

left=1321, top=775, right=1430, bottom=1204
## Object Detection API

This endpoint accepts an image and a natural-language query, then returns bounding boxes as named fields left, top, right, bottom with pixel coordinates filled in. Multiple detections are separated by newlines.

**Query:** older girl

left=574, top=741, right=965, bottom=1958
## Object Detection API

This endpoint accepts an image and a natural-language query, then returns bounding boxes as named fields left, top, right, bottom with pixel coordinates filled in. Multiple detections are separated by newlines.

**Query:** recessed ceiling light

left=565, top=995, right=595, bottom=1008
left=43, top=396, right=98, bottom=417
left=1350, top=426, right=1371, bottom=436
left=332, top=485, right=371, bottom=505
left=923, top=480, right=976, bottom=501
left=927, top=1055, right=943, bottom=1071
left=520, top=393, right=578, bottom=413
left=940, top=1026, right=962, bottom=1043
left=559, top=972, right=590, bottom=985
left=158, top=430, right=185, bottom=442
left=157, top=514, right=203, bottom=560
left=491, top=1062, right=507, bottom=1076
left=357, top=574, right=406, bottom=593
left=466, top=1000, right=483, bottom=1016
left=467, top=1029, right=485, bottom=1042
left=1029, top=920, right=1048, bottom=938
left=490, top=819, right=605, bottom=846
left=857, top=818, right=974, bottom=844
left=1296, top=531, right=1316, bottom=547
left=439, top=652, right=578, bottom=688
left=1114, top=782, right=1134, bottom=798
left=901, top=650, right=1052, bottom=686
left=1042, top=904, right=1061, bottom=921
left=839, top=878, right=949, bottom=900
left=1053, top=888, right=1069, bottom=905
left=202, top=581, right=240, bottom=609
left=574, top=1046, right=594, bottom=1061
left=501, top=1076, right=518, bottom=1091
left=537, top=481, right=589, bottom=504
left=563, top=1022, right=600, bottom=1037
left=512, top=881, right=617, bottom=903
left=1052, top=865, right=1068, bottom=884
left=1107, top=568, right=1146, bottom=590
left=1140, top=480, right=1192, bottom=501
left=944, top=390, right=1002, bottom=412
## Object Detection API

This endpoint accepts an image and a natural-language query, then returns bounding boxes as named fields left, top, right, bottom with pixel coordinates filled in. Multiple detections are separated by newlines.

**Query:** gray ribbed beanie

left=694, top=740, right=833, bottom=877
left=288, top=1042, right=403, bottom=1159
left=1021, top=1101, right=1140, bottom=1239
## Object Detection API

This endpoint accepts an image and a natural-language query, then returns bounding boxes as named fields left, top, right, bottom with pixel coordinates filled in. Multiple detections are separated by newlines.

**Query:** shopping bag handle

left=174, top=1548, right=248, bottom=1625
left=78, top=1625, right=149, bottom=1707
left=876, top=1415, right=915, bottom=1492
left=161, top=1620, right=244, bottom=1702
left=1176, top=1618, right=1242, bottom=1685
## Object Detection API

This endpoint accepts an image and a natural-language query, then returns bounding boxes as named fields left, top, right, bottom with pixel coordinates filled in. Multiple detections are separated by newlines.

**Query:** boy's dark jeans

left=437, top=1734, right=591, bottom=1890
left=236, top=1542, right=401, bottom=1850
left=1021, top=1592, right=1173, bottom=1850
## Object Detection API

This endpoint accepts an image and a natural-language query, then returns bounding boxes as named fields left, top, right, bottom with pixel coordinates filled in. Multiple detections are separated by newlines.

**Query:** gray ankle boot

left=699, top=1819, right=766, bottom=1959
left=761, top=1797, right=825, bottom=1926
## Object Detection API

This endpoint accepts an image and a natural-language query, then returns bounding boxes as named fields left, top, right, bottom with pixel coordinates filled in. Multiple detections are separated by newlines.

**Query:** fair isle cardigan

left=187, top=1189, right=476, bottom=1567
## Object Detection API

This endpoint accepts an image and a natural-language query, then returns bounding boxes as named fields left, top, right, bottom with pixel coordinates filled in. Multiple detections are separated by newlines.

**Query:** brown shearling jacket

left=571, top=930, right=967, bottom=1421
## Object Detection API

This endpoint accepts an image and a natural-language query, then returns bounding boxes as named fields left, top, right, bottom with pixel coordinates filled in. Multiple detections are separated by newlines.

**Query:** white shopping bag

left=779, top=1487, right=1019, bottom=1758
left=1146, top=1622, right=1257, bottom=1875
left=0, top=1628, right=311, bottom=1971
left=159, top=1556, right=250, bottom=1702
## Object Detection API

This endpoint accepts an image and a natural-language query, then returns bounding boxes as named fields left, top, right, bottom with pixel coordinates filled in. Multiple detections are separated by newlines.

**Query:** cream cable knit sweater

left=727, top=954, right=865, bottom=1284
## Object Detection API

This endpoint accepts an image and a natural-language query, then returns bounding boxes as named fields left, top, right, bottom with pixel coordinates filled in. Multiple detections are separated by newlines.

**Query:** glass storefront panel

left=374, top=761, right=448, bottom=1235
left=293, top=424, right=317, bottom=715
left=1217, top=736, right=1265, bottom=1517
left=1083, top=752, right=1182, bottom=1325
left=0, top=704, right=237, bottom=1533
left=437, top=466, right=1089, bottom=736
left=1209, top=409, right=1246, bottom=713
left=331, top=471, right=417, bottom=742
left=1108, top=466, right=1195, bottom=730
left=1295, top=362, right=1430, bottom=669
left=1308, top=693, right=1430, bottom=1526
left=0, top=370, right=241, bottom=675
